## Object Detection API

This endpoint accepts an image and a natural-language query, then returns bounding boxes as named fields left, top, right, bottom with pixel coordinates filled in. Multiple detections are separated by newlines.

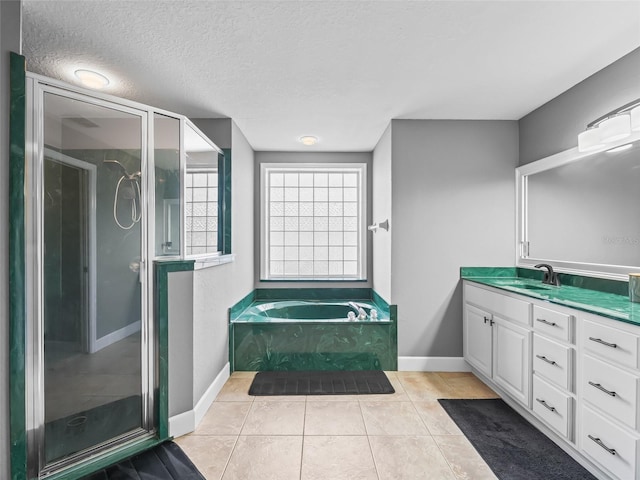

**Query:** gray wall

left=167, top=119, right=254, bottom=416
left=254, top=151, right=373, bottom=289
left=372, top=124, right=392, bottom=302
left=192, top=118, right=232, bottom=150
left=1, top=2, right=21, bottom=477
left=519, top=47, right=640, bottom=165
left=167, top=270, right=194, bottom=416
left=389, top=120, right=518, bottom=357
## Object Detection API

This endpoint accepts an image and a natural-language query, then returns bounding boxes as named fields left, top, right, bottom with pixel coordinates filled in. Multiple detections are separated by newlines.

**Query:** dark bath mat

left=81, top=441, right=205, bottom=480
left=438, top=398, right=596, bottom=480
left=249, top=370, right=395, bottom=395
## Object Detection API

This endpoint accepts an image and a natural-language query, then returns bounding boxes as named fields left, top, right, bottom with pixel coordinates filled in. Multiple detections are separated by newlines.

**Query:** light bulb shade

left=299, top=136, right=318, bottom=146
left=74, top=69, right=109, bottom=89
left=577, top=128, right=603, bottom=153
left=599, top=114, right=631, bottom=143
left=631, top=105, right=640, bottom=132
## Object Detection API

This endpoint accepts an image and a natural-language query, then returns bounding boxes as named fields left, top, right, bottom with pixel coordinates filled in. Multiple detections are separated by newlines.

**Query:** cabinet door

left=493, top=316, right=531, bottom=407
left=463, top=304, right=493, bottom=378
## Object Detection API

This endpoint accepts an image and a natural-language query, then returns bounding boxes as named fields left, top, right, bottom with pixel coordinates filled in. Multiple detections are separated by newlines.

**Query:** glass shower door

left=39, top=90, right=151, bottom=472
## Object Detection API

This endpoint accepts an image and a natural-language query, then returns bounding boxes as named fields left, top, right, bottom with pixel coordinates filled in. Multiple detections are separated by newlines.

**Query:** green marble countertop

left=461, top=267, right=640, bottom=326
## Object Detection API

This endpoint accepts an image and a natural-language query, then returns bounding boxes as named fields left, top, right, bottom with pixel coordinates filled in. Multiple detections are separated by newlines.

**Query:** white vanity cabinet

left=463, top=283, right=532, bottom=408
left=463, top=279, right=640, bottom=480
left=578, top=312, right=640, bottom=480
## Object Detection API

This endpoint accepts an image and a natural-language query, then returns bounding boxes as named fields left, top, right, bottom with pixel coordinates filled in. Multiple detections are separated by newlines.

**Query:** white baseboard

left=169, top=362, right=230, bottom=438
left=92, top=320, right=141, bottom=353
left=398, top=356, right=470, bottom=372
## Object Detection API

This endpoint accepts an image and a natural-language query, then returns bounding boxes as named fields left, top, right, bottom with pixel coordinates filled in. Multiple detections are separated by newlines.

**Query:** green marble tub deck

left=461, top=267, right=639, bottom=326
left=229, top=289, right=397, bottom=372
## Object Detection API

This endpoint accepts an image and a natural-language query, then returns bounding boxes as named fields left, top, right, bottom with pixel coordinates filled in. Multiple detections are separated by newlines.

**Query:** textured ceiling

left=22, top=0, right=640, bottom=152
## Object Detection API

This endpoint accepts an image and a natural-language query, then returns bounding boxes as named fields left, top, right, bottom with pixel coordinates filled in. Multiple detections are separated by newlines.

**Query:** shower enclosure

left=25, top=80, right=152, bottom=478
left=16, top=70, right=222, bottom=479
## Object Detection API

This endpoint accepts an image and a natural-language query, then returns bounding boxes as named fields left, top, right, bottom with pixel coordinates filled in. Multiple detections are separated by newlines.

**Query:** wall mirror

left=517, top=131, right=640, bottom=280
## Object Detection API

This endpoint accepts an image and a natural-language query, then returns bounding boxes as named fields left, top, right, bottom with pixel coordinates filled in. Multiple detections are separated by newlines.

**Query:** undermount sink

left=516, top=284, right=551, bottom=291
left=490, top=279, right=551, bottom=291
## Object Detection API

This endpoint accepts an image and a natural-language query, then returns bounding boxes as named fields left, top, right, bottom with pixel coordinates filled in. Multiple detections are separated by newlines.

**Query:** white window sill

left=193, top=254, right=235, bottom=270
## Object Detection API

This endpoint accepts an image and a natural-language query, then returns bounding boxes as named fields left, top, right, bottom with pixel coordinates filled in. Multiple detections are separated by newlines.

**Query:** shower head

left=104, top=159, right=141, bottom=180
left=103, top=159, right=127, bottom=175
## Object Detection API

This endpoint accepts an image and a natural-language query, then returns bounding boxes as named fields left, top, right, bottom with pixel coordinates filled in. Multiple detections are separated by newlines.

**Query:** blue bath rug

left=439, top=399, right=596, bottom=480
left=248, top=370, right=395, bottom=395
left=81, top=441, right=205, bottom=480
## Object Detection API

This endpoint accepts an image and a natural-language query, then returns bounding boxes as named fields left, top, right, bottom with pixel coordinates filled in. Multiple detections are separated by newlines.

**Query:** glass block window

left=185, top=168, right=218, bottom=255
left=261, top=163, right=366, bottom=280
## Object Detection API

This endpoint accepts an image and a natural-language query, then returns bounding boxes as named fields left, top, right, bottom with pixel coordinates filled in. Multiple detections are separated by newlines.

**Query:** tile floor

left=175, top=371, right=501, bottom=480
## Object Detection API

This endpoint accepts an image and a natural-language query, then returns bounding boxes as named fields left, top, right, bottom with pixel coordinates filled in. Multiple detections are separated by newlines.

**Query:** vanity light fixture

left=74, top=69, right=110, bottom=90
left=299, top=135, right=318, bottom=146
left=578, top=98, right=640, bottom=152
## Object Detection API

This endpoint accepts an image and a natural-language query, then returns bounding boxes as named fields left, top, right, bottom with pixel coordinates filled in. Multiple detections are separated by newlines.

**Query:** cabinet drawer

left=532, top=375, right=573, bottom=439
left=582, top=354, right=639, bottom=429
left=581, top=406, right=640, bottom=480
left=464, top=284, right=530, bottom=326
left=533, top=334, right=572, bottom=391
left=583, top=319, right=638, bottom=369
left=533, top=305, right=572, bottom=343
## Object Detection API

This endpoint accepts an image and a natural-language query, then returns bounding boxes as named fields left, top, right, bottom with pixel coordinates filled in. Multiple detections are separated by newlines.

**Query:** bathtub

left=237, top=300, right=388, bottom=322
left=229, top=290, right=397, bottom=372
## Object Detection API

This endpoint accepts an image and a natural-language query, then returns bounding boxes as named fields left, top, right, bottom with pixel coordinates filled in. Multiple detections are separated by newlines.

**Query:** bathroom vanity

left=462, top=270, right=640, bottom=480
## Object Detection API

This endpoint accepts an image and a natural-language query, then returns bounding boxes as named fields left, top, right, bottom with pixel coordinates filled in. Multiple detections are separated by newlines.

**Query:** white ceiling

left=21, top=0, right=640, bottom=152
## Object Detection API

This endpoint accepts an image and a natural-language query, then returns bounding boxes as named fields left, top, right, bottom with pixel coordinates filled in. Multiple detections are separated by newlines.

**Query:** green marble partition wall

left=230, top=289, right=398, bottom=372
left=9, top=51, right=27, bottom=480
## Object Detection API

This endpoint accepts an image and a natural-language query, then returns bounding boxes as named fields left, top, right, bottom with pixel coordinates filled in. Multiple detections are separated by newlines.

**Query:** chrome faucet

left=348, top=301, right=368, bottom=320
left=534, top=263, right=561, bottom=286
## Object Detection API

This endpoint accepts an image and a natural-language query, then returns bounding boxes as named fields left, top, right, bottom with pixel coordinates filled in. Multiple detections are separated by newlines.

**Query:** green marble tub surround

left=461, top=267, right=639, bottom=326
left=229, top=288, right=397, bottom=372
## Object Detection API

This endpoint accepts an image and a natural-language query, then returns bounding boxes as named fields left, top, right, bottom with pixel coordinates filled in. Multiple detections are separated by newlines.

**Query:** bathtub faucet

left=348, top=302, right=368, bottom=320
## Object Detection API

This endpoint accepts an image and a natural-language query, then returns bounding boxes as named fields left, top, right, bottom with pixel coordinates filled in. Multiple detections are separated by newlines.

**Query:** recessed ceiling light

left=74, top=69, right=110, bottom=89
left=299, top=135, right=318, bottom=146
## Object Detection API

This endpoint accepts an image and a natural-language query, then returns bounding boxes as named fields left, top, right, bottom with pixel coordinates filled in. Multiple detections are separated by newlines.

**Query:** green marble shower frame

left=229, top=289, right=398, bottom=372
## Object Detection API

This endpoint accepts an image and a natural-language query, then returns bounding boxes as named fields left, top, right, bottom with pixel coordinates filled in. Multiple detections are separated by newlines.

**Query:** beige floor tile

left=215, top=377, right=255, bottom=402
left=304, top=401, right=366, bottom=435
left=241, top=401, right=305, bottom=435
left=175, top=434, right=236, bottom=480
left=413, top=400, right=463, bottom=436
left=441, top=375, right=499, bottom=399
left=397, top=372, right=455, bottom=401
left=370, top=435, right=457, bottom=480
left=436, top=371, right=475, bottom=379
left=222, top=435, right=302, bottom=480
left=434, top=435, right=498, bottom=480
left=301, top=436, right=378, bottom=480
left=358, top=375, right=410, bottom=402
left=383, top=370, right=398, bottom=378
left=194, top=402, right=252, bottom=435
left=360, top=401, right=429, bottom=436
left=229, top=371, right=257, bottom=379
left=306, top=394, right=362, bottom=402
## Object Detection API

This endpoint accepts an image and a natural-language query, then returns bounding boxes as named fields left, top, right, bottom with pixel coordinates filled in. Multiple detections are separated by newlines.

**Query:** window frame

left=260, top=162, right=367, bottom=281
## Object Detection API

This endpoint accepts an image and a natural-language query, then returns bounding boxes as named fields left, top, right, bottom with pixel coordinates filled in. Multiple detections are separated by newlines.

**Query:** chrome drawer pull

left=588, top=381, right=616, bottom=397
left=536, top=398, right=556, bottom=412
left=588, top=435, right=616, bottom=455
left=536, top=318, right=557, bottom=327
left=588, top=337, right=617, bottom=348
left=536, top=354, right=557, bottom=366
